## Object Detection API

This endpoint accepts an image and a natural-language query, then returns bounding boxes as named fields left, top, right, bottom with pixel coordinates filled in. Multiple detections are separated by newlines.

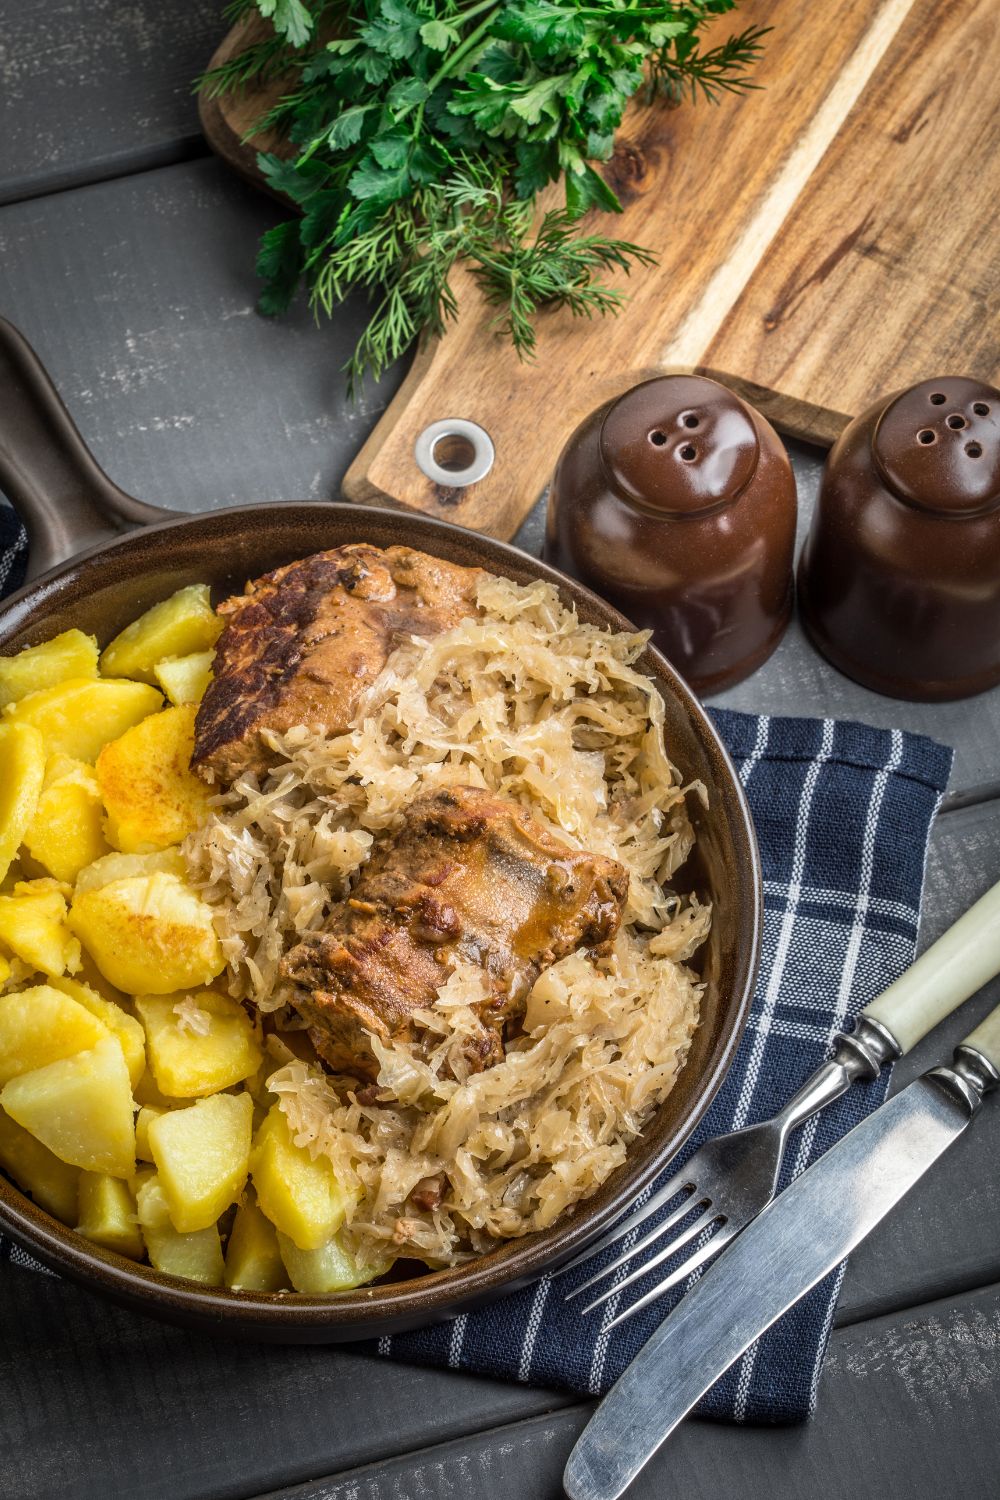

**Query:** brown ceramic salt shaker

left=798, top=377, right=1000, bottom=701
left=543, top=375, right=797, bottom=695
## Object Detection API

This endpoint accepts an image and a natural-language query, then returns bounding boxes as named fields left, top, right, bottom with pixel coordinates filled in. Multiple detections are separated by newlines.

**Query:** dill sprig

left=199, top=0, right=765, bottom=391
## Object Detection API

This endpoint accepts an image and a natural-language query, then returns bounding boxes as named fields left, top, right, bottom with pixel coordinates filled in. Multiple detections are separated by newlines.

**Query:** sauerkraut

left=185, top=572, right=709, bottom=1266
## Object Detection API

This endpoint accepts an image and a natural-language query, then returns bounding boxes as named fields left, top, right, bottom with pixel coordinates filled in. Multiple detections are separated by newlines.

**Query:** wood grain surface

left=201, top=0, right=1000, bottom=538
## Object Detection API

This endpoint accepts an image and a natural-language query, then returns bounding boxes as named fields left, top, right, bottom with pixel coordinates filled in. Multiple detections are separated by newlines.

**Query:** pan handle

left=0, top=318, right=176, bottom=581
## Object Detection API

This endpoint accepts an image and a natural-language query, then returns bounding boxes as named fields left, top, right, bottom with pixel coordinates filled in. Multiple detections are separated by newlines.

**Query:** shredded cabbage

left=185, top=573, right=709, bottom=1265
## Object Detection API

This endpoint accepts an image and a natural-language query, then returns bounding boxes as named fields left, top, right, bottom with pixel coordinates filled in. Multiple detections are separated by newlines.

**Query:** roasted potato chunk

left=96, top=704, right=212, bottom=853
left=68, top=871, right=225, bottom=995
left=0, top=721, right=45, bottom=883
left=148, top=1091, right=252, bottom=1233
left=0, top=1106, right=81, bottom=1222
left=135, top=1175, right=225, bottom=1285
left=0, top=985, right=109, bottom=1087
left=24, top=754, right=110, bottom=883
left=5, top=678, right=162, bottom=762
left=0, top=1035, right=136, bottom=1178
left=0, top=629, right=98, bottom=708
left=224, top=1195, right=289, bottom=1292
left=0, top=883, right=80, bottom=975
left=134, top=990, right=262, bottom=1098
left=154, top=652, right=214, bottom=706
left=99, top=585, right=222, bottom=685
left=250, top=1105, right=356, bottom=1252
left=76, top=1172, right=144, bottom=1260
left=45, top=974, right=146, bottom=1089
left=277, top=1231, right=390, bottom=1294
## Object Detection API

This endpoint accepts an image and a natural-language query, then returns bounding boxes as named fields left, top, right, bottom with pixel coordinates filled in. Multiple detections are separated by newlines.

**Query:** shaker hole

left=973, top=402, right=990, bottom=416
left=917, top=429, right=936, bottom=444
left=929, top=392, right=946, bottom=404
left=679, top=444, right=697, bottom=462
left=649, top=430, right=667, bottom=447
left=947, top=414, right=967, bottom=430
left=682, top=413, right=700, bottom=429
left=967, top=442, right=983, bottom=458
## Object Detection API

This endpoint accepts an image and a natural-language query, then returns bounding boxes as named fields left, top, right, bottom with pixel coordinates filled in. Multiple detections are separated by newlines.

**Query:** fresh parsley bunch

left=201, top=0, right=764, bottom=392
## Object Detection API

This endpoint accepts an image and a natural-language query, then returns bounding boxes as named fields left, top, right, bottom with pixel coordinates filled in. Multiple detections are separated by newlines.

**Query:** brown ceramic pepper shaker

left=543, top=375, right=797, bottom=695
left=798, top=377, right=1000, bottom=701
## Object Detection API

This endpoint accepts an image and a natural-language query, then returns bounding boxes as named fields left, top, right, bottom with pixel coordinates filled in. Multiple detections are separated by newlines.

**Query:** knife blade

left=563, top=1024, right=1000, bottom=1500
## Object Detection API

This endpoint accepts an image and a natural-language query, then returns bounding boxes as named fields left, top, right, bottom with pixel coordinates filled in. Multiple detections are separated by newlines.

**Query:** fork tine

left=556, top=1166, right=695, bottom=1279
left=564, top=1190, right=708, bottom=1302
left=578, top=1205, right=723, bottom=1316
left=600, top=1222, right=739, bottom=1331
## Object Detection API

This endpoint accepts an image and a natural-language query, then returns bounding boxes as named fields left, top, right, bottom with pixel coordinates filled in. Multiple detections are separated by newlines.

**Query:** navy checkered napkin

left=0, top=506, right=952, bottom=1423
left=370, top=710, right=952, bottom=1421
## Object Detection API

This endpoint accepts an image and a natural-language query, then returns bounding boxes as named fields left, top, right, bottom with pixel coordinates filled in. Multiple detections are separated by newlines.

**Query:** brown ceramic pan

left=0, top=317, right=761, bottom=1341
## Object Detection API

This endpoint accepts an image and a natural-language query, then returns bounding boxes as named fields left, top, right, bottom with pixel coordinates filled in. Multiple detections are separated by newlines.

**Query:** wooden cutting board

left=201, top=0, right=1000, bottom=540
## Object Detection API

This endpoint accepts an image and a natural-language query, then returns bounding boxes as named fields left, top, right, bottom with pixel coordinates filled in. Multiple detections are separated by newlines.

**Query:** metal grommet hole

left=414, top=419, right=495, bottom=487
left=967, top=441, right=983, bottom=458
left=917, top=429, right=936, bottom=445
left=973, top=402, right=990, bottom=416
left=929, top=392, right=946, bottom=404
left=649, top=430, right=667, bottom=447
left=682, top=413, right=700, bottom=429
left=947, top=413, right=967, bottom=430
left=679, top=444, right=697, bottom=462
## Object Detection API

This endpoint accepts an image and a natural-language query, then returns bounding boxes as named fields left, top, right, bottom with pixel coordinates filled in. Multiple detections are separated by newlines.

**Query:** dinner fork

left=564, top=876, right=1000, bottom=1330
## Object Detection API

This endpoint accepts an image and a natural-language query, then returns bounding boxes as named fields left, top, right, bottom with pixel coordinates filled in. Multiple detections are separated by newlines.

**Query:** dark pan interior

left=0, top=502, right=761, bottom=1340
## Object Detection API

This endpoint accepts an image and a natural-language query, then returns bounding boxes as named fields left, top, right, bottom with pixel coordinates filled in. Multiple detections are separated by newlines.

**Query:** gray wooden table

left=1, top=6, right=998, bottom=1497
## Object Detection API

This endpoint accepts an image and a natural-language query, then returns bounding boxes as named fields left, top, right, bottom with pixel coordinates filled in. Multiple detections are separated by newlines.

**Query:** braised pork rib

left=192, top=544, right=483, bottom=783
left=281, top=786, right=629, bottom=1079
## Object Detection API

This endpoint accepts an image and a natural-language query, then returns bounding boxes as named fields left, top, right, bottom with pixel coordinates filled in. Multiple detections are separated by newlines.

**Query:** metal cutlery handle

left=862, top=877, right=1000, bottom=1053
left=962, top=1002, right=1000, bottom=1073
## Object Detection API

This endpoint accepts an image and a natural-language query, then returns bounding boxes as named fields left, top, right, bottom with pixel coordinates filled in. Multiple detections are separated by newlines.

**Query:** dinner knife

left=563, top=1002, right=1000, bottom=1500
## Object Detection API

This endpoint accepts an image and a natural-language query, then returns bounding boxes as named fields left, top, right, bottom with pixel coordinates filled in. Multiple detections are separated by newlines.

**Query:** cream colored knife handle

left=962, top=1002, right=1000, bottom=1075
left=864, top=879, right=1000, bottom=1054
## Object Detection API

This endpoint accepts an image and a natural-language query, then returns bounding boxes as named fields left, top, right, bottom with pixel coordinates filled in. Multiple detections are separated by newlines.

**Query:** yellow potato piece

left=24, top=755, right=110, bottom=883
left=99, top=585, right=222, bottom=685
left=74, top=848, right=186, bottom=896
left=148, top=1091, right=252, bottom=1233
left=0, top=985, right=109, bottom=1088
left=250, top=1105, right=356, bottom=1252
left=45, top=974, right=146, bottom=1089
left=277, top=1230, right=390, bottom=1294
left=134, top=990, right=262, bottom=1098
left=135, top=1175, right=224, bottom=1285
left=5, top=678, right=162, bottom=763
left=0, top=720, right=45, bottom=884
left=0, top=1105, right=80, bottom=1223
left=0, top=1035, right=135, bottom=1178
left=76, top=1172, right=144, bottom=1259
left=0, top=629, right=98, bottom=709
left=154, top=652, right=214, bottom=706
left=225, top=1195, right=289, bottom=1292
left=0, top=885, right=80, bottom=975
left=96, top=704, right=212, bottom=853
left=68, top=871, right=225, bottom=995
left=135, top=1104, right=167, bottom=1161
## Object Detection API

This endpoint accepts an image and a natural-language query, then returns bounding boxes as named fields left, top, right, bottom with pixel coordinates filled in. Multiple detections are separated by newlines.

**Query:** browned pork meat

left=192, top=544, right=483, bottom=783
left=281, top=785, right=629, bottom=1079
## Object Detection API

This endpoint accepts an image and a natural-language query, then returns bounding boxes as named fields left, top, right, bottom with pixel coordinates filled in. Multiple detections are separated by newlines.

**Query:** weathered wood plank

left=0, top=0, right=225, bottom=205
left=251, top=1282, right=1000, bottom=1499
left=0, top=1260, right=574, bottom=1500
left=0, top=159, right=408, bottom=510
